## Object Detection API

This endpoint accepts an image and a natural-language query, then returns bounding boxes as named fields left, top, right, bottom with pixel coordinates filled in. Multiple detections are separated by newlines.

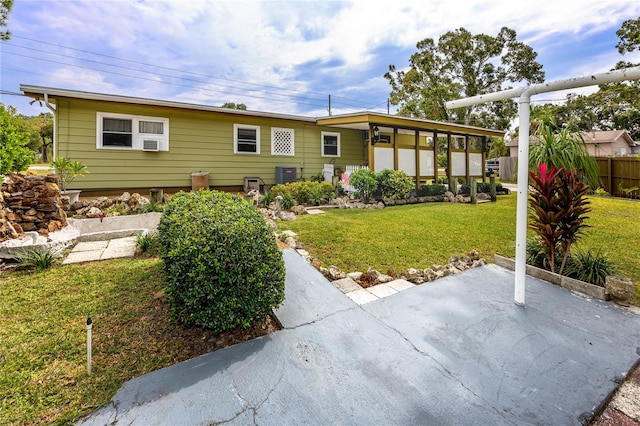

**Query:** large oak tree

left=385, top=27, right=544, bottom=130
left=532, top=18, right=640, bottom=139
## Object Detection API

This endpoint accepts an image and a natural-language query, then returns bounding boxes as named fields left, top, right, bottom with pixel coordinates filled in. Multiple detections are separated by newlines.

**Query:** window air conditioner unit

left=142, top=139, right=160, bottom=151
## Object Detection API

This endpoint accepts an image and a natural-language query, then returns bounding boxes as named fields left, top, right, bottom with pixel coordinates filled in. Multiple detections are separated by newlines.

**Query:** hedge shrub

left=349, top=168, right=378, bottom=201
left=270, top=181, right=335, bottom=206
left=157, top=190, right=285, bottom=333
left=419, top=184, right=447, bottom=197
left=459, top=182, right=504, bottom=195
left=377, top=169, right=414, bottom=199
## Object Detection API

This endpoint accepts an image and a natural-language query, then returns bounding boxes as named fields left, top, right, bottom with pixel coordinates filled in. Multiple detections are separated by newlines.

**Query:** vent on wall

left=275, top=166, right=297, bottom=184
left=142, top=139, right=160, bottom=151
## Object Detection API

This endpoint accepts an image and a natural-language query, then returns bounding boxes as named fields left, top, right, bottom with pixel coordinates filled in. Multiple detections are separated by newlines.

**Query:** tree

left=221, top=102, right=247, bottom=110
left=385, top=27, right=544, bottom=130
left=487, top=138, right=509, bottom=158
left=1, top=0, right=13, bottom=40
left=0, top=104, right=34, bottom=174
left=530, top=19, right=640, bottom=139
left=616, top=17, right=640, bottom=55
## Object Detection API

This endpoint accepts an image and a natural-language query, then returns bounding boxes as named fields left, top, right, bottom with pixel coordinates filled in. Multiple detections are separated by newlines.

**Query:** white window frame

left=96, top=112, right=169, bottom=151
left=321, top=131, right=340, bottom=157
left=234, top=124, right=261, bottom=155
left=271, top=127, right=295, bottom=156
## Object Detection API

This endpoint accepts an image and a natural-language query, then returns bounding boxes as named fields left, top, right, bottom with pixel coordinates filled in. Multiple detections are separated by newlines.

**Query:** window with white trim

left=271, top=127, right=295, bottom=156
left=321, top=131, right=340, bottom=157
left=97, top=112, right=169, bottom=151
left=234, top=124, right=260, bottom=154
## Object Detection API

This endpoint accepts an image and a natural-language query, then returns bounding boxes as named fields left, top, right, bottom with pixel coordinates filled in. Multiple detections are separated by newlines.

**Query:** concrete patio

left=78, top=249, right=640, bottom=425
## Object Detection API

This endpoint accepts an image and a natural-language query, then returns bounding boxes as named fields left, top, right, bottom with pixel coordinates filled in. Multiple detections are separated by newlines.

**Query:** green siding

left=54, top=99, right=365, bottom=191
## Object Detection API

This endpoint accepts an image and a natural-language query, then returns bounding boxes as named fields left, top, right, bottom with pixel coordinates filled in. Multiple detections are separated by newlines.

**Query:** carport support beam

left=445, top=66, right=640, bottom=307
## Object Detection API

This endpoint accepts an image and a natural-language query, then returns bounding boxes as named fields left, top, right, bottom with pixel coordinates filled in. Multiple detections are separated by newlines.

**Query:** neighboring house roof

left=507, top=129, right=635, bottom=147
left=581, top=130, right=635, bottom=147
left=21, top=84, right=505, bottom=138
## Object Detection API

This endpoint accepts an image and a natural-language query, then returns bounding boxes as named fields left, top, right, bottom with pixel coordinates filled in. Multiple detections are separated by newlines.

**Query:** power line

left=6, top=35, right=384, bottom=110
left=1, top=50, right=333, bottom=110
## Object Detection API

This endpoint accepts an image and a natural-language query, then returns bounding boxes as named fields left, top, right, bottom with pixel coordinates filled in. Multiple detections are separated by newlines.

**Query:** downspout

left=44, top=94, right=57, bottom=161
left=445, top=66, right=640, bottom=307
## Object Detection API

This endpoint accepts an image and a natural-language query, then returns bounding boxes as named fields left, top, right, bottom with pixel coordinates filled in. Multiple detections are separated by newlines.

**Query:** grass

left=0, top=258, right=277, bottom=425
left=2, top=193, right=638, bottom=424
left=279, top=193, right=640, bottom=300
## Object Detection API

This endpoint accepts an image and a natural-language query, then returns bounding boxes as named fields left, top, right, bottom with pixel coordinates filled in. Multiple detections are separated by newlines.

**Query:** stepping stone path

left=331, top=277, right=416, bottom=305
left=62, top=236, right=137, bottom=264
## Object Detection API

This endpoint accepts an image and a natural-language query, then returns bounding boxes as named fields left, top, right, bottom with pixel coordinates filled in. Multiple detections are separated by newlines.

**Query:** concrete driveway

left=78, top=250, right=640, bottom=425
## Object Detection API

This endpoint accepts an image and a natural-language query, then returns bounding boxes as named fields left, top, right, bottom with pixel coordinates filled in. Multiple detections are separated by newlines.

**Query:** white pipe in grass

left=86, top=316, right=92, bottom=375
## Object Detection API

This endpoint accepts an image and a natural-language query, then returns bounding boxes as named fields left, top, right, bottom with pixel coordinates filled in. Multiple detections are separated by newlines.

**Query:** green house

left=21, top=85, right=504, bottom=196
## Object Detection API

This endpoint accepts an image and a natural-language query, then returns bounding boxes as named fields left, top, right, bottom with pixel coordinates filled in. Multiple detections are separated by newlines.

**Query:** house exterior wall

left=54, top=98, right=365, bottom=192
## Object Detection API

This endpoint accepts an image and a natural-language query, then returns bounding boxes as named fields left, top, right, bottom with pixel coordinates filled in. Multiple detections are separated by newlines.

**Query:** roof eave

left=317, top=111, right=504, bottom=138
left=20, top=84, right=317, bottom=123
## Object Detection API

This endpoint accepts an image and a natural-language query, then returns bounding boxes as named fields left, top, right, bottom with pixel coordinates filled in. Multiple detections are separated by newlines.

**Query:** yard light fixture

left=372, top=125, right=380, bottom=145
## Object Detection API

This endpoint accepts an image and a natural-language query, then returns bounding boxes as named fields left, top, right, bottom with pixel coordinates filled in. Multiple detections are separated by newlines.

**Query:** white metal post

left=514, top=93, right=531, bottom=306
left=444, top=66, right=640, bottom=307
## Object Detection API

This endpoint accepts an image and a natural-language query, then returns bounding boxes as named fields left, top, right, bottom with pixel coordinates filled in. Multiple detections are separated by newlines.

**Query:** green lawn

left=0, top=258, right=273, bottom=425
left=279, top=194, right=640, bottom=293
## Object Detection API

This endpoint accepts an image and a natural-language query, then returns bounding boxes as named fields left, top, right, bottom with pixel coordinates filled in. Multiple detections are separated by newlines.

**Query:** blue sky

left=1, top=0, right=639, bottom=121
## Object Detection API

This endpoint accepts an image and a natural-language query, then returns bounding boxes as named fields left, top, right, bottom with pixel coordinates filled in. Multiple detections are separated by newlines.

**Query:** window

left=97, top=112, right=169, bottom=151
left=321, top=131, right=340, bottom=157
left=378, top=134, right=391, bottom=144
left=234, top=124, right=260, bottom=154
left=103, top=117, right=133, bottom=147
left=271, top=127, right=295, bottom=156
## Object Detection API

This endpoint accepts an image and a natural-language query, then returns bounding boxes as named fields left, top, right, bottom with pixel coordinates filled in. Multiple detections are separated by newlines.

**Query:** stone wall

left=0, top=173, right=67, bottom=242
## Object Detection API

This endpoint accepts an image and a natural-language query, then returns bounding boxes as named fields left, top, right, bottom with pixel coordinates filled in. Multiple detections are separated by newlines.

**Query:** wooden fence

left=596, top=157, right=640, bottom=196
left=499, top=156, right=639, bottom=197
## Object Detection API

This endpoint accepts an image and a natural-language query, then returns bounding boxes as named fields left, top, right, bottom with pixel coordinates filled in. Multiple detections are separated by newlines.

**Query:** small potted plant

left=51, top=157, right=89, bottom=203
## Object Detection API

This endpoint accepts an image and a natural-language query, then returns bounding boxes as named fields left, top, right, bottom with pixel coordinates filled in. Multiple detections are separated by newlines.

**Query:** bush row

left=459, top=182, right=504, bottom=195
left=269, top=181, right=336, bottom=206
left=349, top=168, right=415, bottom=200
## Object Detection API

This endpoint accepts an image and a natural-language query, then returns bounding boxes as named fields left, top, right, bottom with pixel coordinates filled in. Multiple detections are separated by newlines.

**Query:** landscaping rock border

left=277, top=231, right=487, bottom=288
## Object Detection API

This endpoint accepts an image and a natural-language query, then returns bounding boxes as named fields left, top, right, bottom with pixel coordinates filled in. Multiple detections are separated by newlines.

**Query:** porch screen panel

left=398, top=149, right=416, bottom=176
left=420, top=150, right=435, bottom=176
left=374, top=147, right=394, bottom=172
left=469, top=153, right=483, bottom=176
left=451, top=152, right=466, bottom=176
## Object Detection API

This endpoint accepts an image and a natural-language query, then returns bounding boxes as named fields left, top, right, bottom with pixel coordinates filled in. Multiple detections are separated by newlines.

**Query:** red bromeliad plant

left=555, top=168, right=591, bottom=274
left=528, top=163, right=591, bottom=274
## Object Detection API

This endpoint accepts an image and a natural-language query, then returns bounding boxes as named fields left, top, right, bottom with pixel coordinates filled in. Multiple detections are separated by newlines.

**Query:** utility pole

left=328, top=95, right=332, bottom=116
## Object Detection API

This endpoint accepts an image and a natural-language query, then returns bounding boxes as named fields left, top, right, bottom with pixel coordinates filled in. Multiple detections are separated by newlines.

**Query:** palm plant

left=528, top=122, right=601, bottom=189
left=50, top=157, right=88, bottom=192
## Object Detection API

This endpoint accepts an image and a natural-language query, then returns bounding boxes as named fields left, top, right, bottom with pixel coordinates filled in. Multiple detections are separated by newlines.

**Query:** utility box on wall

left=275, top=166, right=297, bottom=184
left=244, top=177, right=260, bottom=193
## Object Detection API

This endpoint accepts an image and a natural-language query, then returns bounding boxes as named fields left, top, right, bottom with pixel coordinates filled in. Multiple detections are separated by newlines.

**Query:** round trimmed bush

left=377, top=169, right=414, bottom=199
left=349, top=168, right=377, bottom=201
left=157, top=190, right=285, bottom=332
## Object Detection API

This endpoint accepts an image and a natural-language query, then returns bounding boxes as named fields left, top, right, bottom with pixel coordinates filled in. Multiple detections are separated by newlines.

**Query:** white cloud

left=3, top=0, right=640, bottom=117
